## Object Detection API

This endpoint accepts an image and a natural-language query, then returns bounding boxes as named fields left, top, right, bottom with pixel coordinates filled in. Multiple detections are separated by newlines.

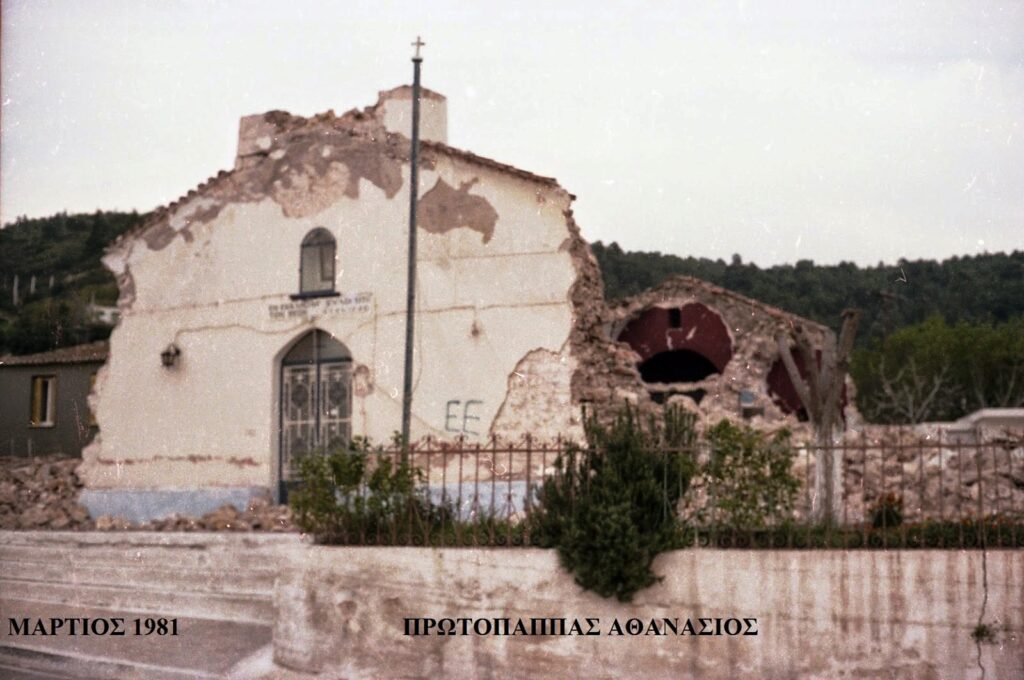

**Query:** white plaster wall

left=379, top=94, right=447, bottom=145
left=82, top=156, right=580, bottom=491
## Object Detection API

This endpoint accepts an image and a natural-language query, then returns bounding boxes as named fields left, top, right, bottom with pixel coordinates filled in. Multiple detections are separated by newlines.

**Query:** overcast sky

left=2, top=1, right=1021, bottom=266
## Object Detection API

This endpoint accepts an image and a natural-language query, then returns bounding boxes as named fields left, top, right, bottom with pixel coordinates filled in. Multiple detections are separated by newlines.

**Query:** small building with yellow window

left=0, top=341, right=107, bottom=457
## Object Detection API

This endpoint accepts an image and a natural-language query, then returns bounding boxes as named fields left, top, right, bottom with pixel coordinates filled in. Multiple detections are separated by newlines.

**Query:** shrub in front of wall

left=531, top=405, right=698, bottom=602
left=290, top=438, right=438, bottom=544
left=290, top=438, right=524, bottom=546
left=700, top=420, right=800, bottom=530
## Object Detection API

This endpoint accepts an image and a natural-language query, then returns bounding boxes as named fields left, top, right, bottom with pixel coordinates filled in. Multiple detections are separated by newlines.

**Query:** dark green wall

left=0, top=361, right=103, bottom=457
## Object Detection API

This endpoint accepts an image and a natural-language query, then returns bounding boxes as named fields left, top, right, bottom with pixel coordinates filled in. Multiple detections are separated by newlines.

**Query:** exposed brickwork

left=561, top=209, right=651, bottom=423
left=608, top=275, right=848, bottom=432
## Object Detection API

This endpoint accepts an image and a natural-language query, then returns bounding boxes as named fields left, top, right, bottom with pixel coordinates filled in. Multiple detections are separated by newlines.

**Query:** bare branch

left=872, top=353, right=957, bottom=424
left=970, top=362, right=988, bottom=410
left=775, top=331, right=815, bottom=419
left=994, top=361, right=1022, bottom=407
left=819, top=310, right=859, bottom=432
left=794, top=327, right=823, bottom=418
left=834, top=309, right=861, bottom=376
left=916, top=361, right=950, bottom=421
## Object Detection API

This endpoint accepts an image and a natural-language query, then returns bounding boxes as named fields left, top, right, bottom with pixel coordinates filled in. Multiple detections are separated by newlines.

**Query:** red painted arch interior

left=618, top=303, right=734, bottom=383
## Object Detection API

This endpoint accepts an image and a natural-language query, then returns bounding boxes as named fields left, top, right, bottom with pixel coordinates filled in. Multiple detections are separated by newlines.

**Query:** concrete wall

left=0, top=362, right=101, bottom=457
left=4, top=532, right=1019, bottom=678
left=82, top=88, right=589, bottom=503
left=1, top=531, right=301, bottom=624
left=275, top=548, right=1024, bottom=679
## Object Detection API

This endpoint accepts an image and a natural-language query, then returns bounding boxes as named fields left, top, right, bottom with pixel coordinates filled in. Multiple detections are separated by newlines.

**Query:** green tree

left=701, top=420, right=799, bottom=529
left=290, top=437, right=428, bottom=544
left=85, top=216, right=111, bottom=254
left=852, top=316, right=1024, bottom=423
left=959, top=318, right=1024, bottom=411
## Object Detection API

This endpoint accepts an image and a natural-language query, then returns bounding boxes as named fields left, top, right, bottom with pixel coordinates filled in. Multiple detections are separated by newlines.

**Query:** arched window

left=299, top=228, right=336, bottom=295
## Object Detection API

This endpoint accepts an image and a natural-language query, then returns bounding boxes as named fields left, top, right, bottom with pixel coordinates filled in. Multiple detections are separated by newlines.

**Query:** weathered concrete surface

left=2, top=532, right=1020, bottom=678
left=0, top=531, right=303, bottom=624
left=0, top=531, right=305, bottom=678
left=275, top=548, right=1024, bottom=679
left=375, top=84, right=448, bottom=145
left=0, top=600, right=272, bottom=679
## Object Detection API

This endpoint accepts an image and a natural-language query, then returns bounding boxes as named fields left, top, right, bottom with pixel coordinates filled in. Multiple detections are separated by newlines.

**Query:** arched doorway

left=279, top=329, right=352, bottom=499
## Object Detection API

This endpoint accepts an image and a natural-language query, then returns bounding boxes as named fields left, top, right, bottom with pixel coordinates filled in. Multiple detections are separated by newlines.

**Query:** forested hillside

left=0, top=211, right=143, bottom=354
left=592, top=241, right=1024, bottom=342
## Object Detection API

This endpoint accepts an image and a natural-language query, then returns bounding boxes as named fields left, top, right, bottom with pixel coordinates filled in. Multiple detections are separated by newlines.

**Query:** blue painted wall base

left=78, top=487, right=269, bottom=524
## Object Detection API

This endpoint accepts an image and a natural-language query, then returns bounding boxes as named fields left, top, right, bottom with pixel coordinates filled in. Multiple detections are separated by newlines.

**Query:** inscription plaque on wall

left=268, top=292, right=373, bottom=320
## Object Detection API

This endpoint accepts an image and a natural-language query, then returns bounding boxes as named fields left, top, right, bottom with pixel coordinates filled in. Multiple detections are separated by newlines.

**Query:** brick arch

left=617, top=303, right=733, bottom=384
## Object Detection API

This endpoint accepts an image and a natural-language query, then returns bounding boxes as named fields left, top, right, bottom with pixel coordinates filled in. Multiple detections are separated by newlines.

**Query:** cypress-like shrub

left=531, top=405, right=697, bottom=601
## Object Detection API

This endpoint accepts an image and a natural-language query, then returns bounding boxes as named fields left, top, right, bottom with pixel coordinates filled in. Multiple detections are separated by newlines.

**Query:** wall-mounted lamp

left=161, top=344, right=181, bottom=368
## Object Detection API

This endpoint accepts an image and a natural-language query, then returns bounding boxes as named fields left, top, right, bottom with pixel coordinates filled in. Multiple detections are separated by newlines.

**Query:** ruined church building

left=80, top=86, right=836, bottom=518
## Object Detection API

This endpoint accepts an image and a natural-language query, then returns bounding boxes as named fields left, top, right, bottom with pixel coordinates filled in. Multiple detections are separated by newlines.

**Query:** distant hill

left=2, top=211, right=1021, bottom=355
left=592, top=241, right=1024, bottom=343
left=0, top=211, right=144, bottom=354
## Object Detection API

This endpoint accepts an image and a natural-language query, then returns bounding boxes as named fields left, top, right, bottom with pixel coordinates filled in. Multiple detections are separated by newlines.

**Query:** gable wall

left=81, top=147, right=585, bottom=494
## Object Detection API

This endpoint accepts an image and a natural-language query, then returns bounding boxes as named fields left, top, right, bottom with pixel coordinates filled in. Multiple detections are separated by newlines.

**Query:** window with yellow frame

left=29, top=376, right=56, bottom=427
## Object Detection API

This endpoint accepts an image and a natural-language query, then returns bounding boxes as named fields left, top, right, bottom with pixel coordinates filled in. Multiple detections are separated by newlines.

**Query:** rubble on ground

left=0, top=455, right=296, bottom=532
left=0, top=456, right=92, bottom=530
left=839, top=424, right=1024, bottom=523
left=130, top=496, right=295, bottom=532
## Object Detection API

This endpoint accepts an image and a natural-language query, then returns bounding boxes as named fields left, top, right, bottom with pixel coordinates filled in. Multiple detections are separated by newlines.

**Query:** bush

left=289, top=438, right=523, bottom=546
left=530, top=405, right=697, bottom=602
left=290, top=438, right=443, bottom=544
left=701, top=420, right=799, bottom=529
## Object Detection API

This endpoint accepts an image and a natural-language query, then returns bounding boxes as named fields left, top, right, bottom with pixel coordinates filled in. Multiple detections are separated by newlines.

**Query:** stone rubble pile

left=839, top=425, right=1024, bottom=523
left=0, top=456, right=91, bottom=530
left=677, top=423, right=1024, bottom=526
left=122, top=496, right=296, bottom=532
left=0, top=455, right=296, bottom=532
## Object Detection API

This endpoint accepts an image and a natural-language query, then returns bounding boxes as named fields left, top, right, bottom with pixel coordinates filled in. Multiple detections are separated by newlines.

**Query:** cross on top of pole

left=412, top=36, right=425, bottom=59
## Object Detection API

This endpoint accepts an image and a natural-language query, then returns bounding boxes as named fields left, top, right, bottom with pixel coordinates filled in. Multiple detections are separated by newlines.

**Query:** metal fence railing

left=291, top=430, right=1024, bottom=549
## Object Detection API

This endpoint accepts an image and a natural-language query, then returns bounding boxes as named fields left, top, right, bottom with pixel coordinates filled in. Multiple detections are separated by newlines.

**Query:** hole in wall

left=639, top=350, right=720, bottom=384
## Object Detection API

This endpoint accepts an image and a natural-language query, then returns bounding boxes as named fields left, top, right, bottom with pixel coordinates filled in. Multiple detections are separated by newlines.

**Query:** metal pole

left=401, top=40, right=424, bottom=451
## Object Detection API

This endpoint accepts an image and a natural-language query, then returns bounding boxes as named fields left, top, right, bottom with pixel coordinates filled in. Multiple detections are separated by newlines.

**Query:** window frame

left=294, top=228, right=340, bottom=300
left=88, top=372, right=98, bottom=427
left=29, top=375, right=57, bottom=428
